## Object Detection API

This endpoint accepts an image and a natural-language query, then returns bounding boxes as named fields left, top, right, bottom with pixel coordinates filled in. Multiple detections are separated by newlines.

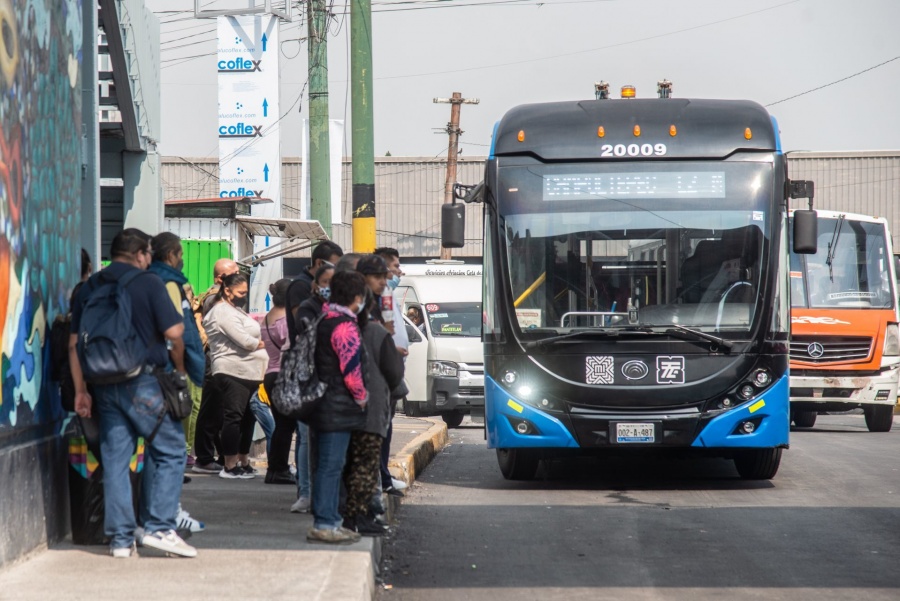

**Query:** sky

left=153, top=0, right=900, bottom=160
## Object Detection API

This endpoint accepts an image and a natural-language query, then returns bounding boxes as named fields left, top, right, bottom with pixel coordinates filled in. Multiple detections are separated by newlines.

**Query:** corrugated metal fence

left=162, top=156, right=487, bottom=257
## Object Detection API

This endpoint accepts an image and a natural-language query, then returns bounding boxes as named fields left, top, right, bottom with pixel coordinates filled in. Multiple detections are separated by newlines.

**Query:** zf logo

left=656, top=356, right=685, bottom=384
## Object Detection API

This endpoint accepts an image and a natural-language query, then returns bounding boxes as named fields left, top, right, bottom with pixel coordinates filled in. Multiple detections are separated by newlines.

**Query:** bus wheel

left=734, top=448, right=782, bottom=480
left=793, top=410, right=817, bottom=428
left=864, top=405, right=894, bottom=432
left=497, top=448, right=540, bottom=481
left=442, top=412, right=465, bottom=429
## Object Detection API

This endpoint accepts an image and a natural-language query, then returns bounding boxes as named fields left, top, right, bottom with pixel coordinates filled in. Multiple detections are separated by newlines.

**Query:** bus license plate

left=615, top=422, right=655, bottom=444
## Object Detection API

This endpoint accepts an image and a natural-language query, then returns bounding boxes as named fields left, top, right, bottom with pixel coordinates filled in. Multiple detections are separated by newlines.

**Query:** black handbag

left=147, top=370, right=191, bottom=443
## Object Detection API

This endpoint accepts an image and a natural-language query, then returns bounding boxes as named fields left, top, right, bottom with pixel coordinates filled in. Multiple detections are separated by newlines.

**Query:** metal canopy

left=235, top=216, right=328, bottom=267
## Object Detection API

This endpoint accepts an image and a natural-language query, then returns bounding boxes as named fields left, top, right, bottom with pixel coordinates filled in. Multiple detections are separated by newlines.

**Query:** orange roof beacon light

left=517, top=130, right=526, bottom=142
left=597, top=126, right=606, bottom=138
left=669, top=124, right=678, bottom=137
left=744, top=127, right=753, bottom=140
left=633, top=125, right=641, bottom=137
left=594, top=81, right=610, bottom=100
left=657, top=79, right=673, bottom=99
left=621, top=85, right=636, bottom=99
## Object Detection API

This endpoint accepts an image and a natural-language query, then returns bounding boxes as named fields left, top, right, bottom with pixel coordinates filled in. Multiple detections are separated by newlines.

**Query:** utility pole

left=308, top=0, right=332, bottom=237
left=351, top=0, right=375, bottom=252
left=434, top=92, right=479, bottom=259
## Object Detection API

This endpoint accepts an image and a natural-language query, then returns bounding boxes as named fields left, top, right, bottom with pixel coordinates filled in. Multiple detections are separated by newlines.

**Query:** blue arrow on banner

left=261, top=33, right=268, bottom=52
left=262, top=99, right=268, bottom=117
left=263, top=163, right=270, bottom=182
left=265, top=293, right=271, bottom=311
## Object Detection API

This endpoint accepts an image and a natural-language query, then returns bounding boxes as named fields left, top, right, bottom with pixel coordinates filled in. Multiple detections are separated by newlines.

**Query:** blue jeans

left=249, top=391, right=275, bottom=458
left=94, top=373, right=185, bottom=548
left=311, top=430, right=351, bottom=530
left=295, top=420, right=311, bottom=498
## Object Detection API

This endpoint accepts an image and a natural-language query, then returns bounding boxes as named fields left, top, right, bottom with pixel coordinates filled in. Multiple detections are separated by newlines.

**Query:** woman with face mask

left=296, top=263, right=335, bottom=323
left=202, top=272, right=269, bottom=479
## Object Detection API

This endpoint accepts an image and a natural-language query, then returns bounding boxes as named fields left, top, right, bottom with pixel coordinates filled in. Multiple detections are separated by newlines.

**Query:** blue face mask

left=317, top=286, right=331, bottom=300
left=387, top=274, right=400, bottom=290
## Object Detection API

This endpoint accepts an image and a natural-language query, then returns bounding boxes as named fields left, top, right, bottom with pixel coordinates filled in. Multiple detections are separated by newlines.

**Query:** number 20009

left=601, top=143, right=667, bottom=157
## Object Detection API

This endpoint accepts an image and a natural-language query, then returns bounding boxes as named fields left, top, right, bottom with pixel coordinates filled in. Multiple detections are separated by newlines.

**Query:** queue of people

left=68, top=229, right=414, bottom=556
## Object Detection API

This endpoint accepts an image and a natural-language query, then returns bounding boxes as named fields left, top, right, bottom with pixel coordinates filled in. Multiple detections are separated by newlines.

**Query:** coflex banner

left=218, top=15, right=281, bottom=313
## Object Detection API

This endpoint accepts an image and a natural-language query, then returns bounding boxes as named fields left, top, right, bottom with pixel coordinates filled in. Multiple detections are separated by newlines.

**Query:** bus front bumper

left=790, top=365, right=900, bottom=408
left=485, top=374, right=790, bottom=450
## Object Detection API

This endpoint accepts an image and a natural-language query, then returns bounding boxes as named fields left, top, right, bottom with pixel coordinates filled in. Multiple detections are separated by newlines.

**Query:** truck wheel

left=864, top=405, right=894, bottom=432
left=496, top=448, right=540, bottom=481
left=734, top=448, right=782, bottom=480
left=442, top=412, right=465, bottom=429
left=403, top=400, right=423, bottom=417
left=792, top=410, right=817, bottom=428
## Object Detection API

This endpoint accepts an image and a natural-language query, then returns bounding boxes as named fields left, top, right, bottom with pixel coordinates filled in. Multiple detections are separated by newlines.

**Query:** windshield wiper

left=664, top=324, right=733, bottom=353
left=825, top=213, right=845, bottom=282
left=522, top=327, right=651, bottom=349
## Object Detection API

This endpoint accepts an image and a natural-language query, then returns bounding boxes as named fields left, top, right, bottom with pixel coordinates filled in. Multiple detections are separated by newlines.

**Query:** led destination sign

left=543, top=172, right=726, bottom=201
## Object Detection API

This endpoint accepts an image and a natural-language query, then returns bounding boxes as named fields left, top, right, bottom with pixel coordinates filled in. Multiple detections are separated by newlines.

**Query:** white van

left=394, top=261, right=483, bottom=428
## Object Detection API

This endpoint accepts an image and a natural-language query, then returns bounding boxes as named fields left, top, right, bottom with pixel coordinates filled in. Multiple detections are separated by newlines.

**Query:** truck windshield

left=425, top=302, right=483, bottom=337
left=790, top=216, right=895, bottom=309
left=497, top=160, right=775, bottom=337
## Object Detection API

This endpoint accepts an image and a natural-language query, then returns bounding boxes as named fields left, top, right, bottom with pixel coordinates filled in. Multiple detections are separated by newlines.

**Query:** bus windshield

left=498, top=160, right=774, bottom=337
left=790, top=216, right=894, bottom=309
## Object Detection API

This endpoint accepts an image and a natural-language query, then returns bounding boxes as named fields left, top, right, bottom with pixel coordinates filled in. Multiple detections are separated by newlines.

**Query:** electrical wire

left=766, top=55, right=900, bottom=107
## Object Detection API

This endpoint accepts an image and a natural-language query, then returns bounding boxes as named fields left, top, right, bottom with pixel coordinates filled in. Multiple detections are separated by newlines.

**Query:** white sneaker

left=141, top=529, right=198, bottom=558
left=391, top=477, right=408, bottom=491
left=291, top=496, right=311, bottom=513
left=176, top=508, right=206, bottom=533
left=110, top=542, right=136, bottom=558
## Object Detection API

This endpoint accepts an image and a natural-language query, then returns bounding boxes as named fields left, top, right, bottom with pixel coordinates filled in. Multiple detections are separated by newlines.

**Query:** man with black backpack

left=69, top=228, right=197, bottom=559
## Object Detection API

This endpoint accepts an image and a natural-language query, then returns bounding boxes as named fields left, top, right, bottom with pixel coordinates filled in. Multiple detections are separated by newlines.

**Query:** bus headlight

left=429, top=361, right=458, bottom=378
left=752, top=369, right=771, bottom=388
left=883, top=324, right=899, bottom=356
left=738, top=384, right=756, bottom=400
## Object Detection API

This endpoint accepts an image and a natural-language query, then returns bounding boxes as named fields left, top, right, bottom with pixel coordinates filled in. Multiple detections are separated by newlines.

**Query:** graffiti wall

left=0, top=0, right=82, bottom=437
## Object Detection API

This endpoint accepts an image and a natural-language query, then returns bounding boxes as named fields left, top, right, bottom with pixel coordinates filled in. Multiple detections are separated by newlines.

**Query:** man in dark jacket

left=286, top=240, right=343, bottom=340
left=306, top=270, right=369, bottom=545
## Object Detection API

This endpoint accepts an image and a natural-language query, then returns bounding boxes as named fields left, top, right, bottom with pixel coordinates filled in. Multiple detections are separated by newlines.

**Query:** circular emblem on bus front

left=621, top=360, right=649, bottom=380
left=807, top=342, right=825, bottom=359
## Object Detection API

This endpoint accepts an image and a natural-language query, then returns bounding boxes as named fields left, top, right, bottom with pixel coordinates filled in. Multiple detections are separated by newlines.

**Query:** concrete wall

left=0, top=0, right=84, bottom=567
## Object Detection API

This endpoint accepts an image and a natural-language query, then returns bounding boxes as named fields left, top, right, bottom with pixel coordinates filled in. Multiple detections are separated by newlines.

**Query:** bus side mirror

left=792, top=210, right=817, bottom=254
left=441, top=203, right=465, bottom=248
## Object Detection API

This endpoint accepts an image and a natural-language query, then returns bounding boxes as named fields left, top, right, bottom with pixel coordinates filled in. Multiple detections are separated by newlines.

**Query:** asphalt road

left=377, top=413, right=900, bottom=601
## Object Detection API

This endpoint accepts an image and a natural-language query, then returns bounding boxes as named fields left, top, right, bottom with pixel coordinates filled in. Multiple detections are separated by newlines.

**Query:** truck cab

left=789, top=210, right=900, bottom=431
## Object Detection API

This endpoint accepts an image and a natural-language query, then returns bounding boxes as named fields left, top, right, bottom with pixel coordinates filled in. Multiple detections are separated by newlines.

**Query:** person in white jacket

left=202, top=273, right=269, bottom=479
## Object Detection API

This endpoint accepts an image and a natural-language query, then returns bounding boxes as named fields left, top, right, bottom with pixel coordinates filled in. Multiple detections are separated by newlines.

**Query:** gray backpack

left=271, top=314, right=327, bottom=421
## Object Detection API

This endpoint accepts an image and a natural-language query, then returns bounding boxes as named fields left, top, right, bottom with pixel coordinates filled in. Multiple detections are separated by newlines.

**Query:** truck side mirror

left=792, top=210, right=817, bottom=254
left=441, top=203, right=465, bottom=248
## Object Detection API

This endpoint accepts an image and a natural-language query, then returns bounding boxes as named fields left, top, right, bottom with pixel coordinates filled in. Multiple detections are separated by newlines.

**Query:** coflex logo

left=219, top=123, right=263, bottom=138
left=219, top=188, right=263, bottom=198
left=218, top=58, right=262, bottom=72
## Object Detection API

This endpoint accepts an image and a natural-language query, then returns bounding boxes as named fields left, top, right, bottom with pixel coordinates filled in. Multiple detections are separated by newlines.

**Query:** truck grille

left=790, top=336, right=873, bottom=364
left=459, top=387, right=484, bottom=397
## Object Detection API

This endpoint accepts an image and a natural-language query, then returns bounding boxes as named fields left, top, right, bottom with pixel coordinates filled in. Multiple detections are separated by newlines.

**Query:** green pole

left=308, top=0, right=332, bottom=237
left=351, top=0, right=375, bottom=252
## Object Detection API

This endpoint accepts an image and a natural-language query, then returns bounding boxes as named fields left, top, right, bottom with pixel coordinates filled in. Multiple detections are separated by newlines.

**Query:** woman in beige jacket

left=202, top=273, right=269, bottom=479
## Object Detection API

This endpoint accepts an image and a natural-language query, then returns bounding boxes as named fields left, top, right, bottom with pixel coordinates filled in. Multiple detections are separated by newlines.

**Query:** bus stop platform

left=0, top=416, right=449, bottom=601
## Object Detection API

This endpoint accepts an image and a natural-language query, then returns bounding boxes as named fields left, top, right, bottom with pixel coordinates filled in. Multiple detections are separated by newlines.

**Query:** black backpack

left=271, top=314, right=327, bottom=421
left=76, top=270, right=149, bottom=384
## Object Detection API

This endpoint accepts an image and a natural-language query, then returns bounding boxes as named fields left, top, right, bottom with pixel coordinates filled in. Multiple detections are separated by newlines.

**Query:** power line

left=766, top=55, right=900, bottom=107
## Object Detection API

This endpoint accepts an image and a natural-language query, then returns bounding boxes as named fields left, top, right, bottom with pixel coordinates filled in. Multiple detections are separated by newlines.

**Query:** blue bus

left=443, top=86, right=816, bottom=480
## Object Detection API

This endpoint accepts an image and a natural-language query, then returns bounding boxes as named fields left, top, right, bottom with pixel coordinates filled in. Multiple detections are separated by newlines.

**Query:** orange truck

left=789, top=210, right=900, bottom=431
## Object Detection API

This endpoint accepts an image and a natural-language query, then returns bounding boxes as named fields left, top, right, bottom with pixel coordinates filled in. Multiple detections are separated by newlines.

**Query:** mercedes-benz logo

left=621, top=360, right=649, bottom=380
left=807, top=342, right=825, bottom=359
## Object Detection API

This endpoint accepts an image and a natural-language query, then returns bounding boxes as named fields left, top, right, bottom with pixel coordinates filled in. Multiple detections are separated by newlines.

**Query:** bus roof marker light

left=517, top=130, right=525, bottom=142
left=669, top=125, right=677, bottom=137
left=597, top=126, right=605, bottom=138
left=633, top=125, right=641, bottom=137
left=744, top=128, right=753, bottom=140
left=621, top=85, right=636, bottom=99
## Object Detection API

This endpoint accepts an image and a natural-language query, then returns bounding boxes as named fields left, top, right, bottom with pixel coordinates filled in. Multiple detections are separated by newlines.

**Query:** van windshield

left=424, top=302, right=482, bottom=337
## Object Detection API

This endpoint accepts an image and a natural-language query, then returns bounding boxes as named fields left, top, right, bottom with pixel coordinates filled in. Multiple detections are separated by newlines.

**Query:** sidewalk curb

left=388, top=419, right=449, bottom=487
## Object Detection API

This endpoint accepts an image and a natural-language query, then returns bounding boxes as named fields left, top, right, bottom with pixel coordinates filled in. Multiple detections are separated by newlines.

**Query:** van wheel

left=734, top=448, right=782, bottom=480
left=864, top=405, right=894, bottom=432
left=404, top=400, right=423, bottom=417
left=442, top=412, right=465, bottom=428
left=792, top=410, right=817, bottom=428
left=496, top=448, right=540, bottom=481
